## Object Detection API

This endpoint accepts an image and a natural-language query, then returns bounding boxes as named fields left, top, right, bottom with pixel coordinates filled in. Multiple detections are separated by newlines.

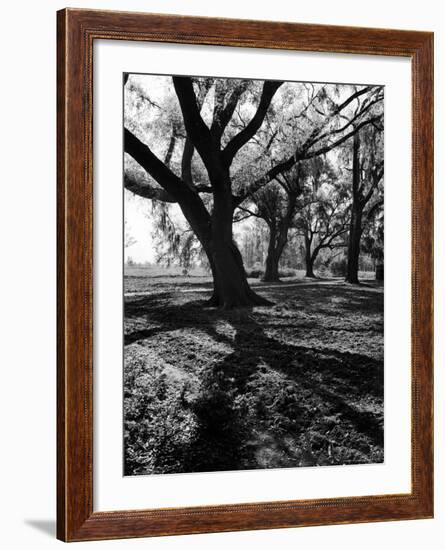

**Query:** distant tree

left=236, top=84, right=383, bottom=282
left=240, top=164, right=302, bottom=282
left=124, top=220, right=137, bottom=249
left=124, top=76, right=383, bottom=305
left=361, top=204, right=384, bottom=280
left=294, top=159, right=349, bottom=278
left=343, top=119, right=384, bottom=284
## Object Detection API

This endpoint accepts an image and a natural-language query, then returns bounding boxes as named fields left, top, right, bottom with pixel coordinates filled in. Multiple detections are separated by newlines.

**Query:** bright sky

left=124, top=190, right=254, bottom=264
left=124, top=191, right=156, bottom=263
left=125, top=191, right=189, bottom=264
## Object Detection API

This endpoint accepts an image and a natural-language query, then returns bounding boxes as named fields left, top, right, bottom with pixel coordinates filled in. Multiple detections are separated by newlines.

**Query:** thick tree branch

left=172, top=76, right=214, bottom=170
left=164, top=128, right=178, bottom=167
left=334, top=86, right=377, bottom=114
left=362, top=162, right=384, bottom=205
left=233, top=213, right=254, bottom=224
left=124, top=171, right=177, bottom=203
left=124, top=128, right=213, bottom=202
left=181, top=80, right=213, bottom=188
left=124, top=128, right=184, bottom=199
left=211, top=81, right=249, bottom=142
left=195, top=184, right=213, bottom=193
left=124, top=128, right=185, bottom=200
left=237, top=205, right=263, bottom=219
left=304, top=97, right=383, bottom=152
left=181, top=138, right=195, bottom=187
left=234, top=114, right=381, bottom=207
left=222, top=81, right=283, bottom=167
left=303, top=116, right=381, bottom=160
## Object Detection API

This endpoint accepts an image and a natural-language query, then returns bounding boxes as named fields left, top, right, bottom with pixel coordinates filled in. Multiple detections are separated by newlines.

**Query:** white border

left=93, top=40, right=411, bottom=512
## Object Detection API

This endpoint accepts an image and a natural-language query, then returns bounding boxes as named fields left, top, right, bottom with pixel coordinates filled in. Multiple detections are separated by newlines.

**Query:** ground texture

left=124, top=270, right=384, bottom=476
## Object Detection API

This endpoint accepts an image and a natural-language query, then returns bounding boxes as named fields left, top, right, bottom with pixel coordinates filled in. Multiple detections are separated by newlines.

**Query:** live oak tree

left=124, top=76, right=383, bottom=306
left=361, top=205, right=384, bottom=280
left=344, top=121, right=384, bottom=284
left=125, top=78, right=213, bottom=272
left=293, top=159, right=349, bottom=278
left=236, top=84, right=383, bottom=282
left=240, top=165, right=302, bottom=282
left=293, top=86, right=383, bottom=285
left=124, top=75, right=283, bottom=307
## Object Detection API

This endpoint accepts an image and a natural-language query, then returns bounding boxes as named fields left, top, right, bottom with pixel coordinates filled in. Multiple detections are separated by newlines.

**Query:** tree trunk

left=263, top=250, right=280, bottom=282
left=375, top=262, right=384, bottom=281
left=262, top=225, right=281, bottom=282
left=206, top=185, right=272, bottom=308
left=345, top=129, right=362, bottom=285
left=124, top=86, right=274, bottom=309
left=206, top=240, right=271, bottom=308
left=305, top=256, right=316, bottom=278
left=262, top=219, right=291, bottom=283
left=345, top=206, right=362, bottom=283
left=165, top=193, right=269, bottom=308
left=303, top=234, right=316, bottom=278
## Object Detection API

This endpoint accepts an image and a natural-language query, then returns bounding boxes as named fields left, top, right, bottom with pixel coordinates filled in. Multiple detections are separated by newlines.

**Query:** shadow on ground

left=123, top=279, right=384, bottom=475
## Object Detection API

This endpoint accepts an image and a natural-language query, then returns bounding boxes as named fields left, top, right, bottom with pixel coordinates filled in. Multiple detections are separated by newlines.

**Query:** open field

left=124, top=264, right=376, bottom=295
left=124, top=268, right=383, bottom=476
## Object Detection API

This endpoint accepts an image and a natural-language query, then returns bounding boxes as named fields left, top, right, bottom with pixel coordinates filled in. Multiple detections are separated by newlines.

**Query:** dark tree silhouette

left=235, top=85, right=383, bottom=282
left=360, top=200, right=384, bottom=280
left=125, top=77, right=282, bottom=307
left=295, top=192, right=349, bottom=278
left=345, top=123, right=384, bottom=284
left=124, top=77, right=383, bottom=304
left=239, top=165, right=302, bottom=282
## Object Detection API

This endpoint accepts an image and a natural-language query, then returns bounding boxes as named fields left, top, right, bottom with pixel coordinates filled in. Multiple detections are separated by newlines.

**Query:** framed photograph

left=57, top=8, right=433, bottom=542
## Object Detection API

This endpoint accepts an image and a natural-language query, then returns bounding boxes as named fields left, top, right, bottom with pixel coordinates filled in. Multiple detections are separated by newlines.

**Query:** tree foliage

left=124, top=74, right=384, bottom=298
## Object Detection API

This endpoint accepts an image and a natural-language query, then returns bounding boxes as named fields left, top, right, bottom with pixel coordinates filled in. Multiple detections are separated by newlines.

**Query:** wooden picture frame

left=57, top=8, right=434, bottom=542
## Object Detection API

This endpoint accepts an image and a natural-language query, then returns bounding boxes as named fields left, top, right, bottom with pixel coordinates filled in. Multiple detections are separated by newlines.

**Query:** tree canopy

left=124, top=74, right=384, bottom=305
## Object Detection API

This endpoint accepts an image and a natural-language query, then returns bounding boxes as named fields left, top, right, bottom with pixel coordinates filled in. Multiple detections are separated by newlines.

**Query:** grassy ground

left=124, top=269, right=383, bottom=476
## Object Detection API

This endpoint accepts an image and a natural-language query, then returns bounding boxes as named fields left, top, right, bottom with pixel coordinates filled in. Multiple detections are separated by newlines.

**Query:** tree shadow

left=217, top=312, right=382, bottom=436
left=124, top=283, right=384, bottom=473
left=179, top=364, right=256, bottom=473
left=125, top=297, right=235, bottom=348
left=264, top=282, right=383, bottom=317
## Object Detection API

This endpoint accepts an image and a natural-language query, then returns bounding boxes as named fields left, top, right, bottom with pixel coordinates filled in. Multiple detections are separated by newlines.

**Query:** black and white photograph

left=123, top=73, right=384, bottom=476
left=0, top=0, right=440, bottom=546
